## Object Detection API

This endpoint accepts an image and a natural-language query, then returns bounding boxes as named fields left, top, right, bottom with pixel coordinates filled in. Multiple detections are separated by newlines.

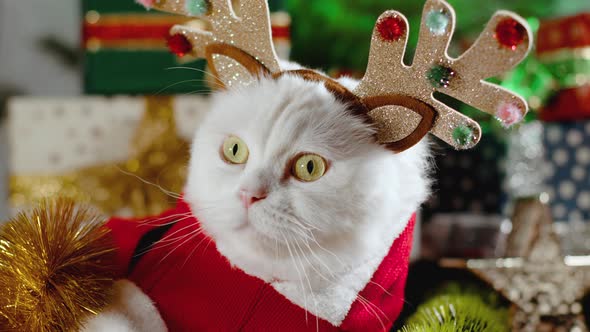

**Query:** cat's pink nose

left=240, top=189, right=267, bottom=208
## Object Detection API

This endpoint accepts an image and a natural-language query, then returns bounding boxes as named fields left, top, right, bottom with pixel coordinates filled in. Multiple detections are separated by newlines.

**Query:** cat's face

left=185, top=74, right=428, bottom=278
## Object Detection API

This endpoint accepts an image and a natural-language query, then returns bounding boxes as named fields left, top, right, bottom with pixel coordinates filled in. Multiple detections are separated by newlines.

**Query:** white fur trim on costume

left=81, top=279, right=167, bottom=332
left=81, top=312, right=138, bottom=332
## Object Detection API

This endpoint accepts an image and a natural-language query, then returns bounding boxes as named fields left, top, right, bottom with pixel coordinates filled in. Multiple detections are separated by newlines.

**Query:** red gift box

left=536, top=13, right=590, bottom=55
left=536, top=13, right=590, bottom=122
left=540, top=85, right=590, bottom=122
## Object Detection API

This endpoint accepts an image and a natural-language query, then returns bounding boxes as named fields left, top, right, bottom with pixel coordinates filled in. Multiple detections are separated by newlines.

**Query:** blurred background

left=1, top=0, right=590, bottom=330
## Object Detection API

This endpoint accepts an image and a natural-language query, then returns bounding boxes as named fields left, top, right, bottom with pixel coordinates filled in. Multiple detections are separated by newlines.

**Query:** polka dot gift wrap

left=423, top=134, right=507, bottom=219
left=543, top=121, right=590, bottom=222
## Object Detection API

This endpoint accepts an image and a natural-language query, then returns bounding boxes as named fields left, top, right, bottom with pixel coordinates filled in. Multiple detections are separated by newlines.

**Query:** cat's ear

left=147, top=0, right=282, bottom=89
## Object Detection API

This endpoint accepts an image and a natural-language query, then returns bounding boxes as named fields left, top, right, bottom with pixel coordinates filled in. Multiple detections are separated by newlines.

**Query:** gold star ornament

left=442, top=199, right=590, bottom=331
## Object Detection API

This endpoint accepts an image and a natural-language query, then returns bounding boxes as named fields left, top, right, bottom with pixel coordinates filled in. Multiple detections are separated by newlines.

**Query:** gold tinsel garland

left=10, top=97, right=190, bottom=217
left=0, top=199, right=117, bottom=331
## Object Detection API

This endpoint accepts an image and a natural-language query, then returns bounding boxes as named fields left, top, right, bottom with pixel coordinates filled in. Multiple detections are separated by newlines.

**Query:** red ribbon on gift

left=536, top=13, right=590, bottom=122
left=83, top=12, right=290, bottom=51
left=540, top=85, right=590, bottom=122
left=537, top=13, right=590, bottom=55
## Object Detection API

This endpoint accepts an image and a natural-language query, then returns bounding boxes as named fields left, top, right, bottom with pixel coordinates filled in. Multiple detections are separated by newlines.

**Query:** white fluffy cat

left=83, top=70, right=431, bottom=331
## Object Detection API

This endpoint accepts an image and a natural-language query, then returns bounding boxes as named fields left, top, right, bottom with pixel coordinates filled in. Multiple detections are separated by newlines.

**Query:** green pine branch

left=400, top=285, right=509, bottom=332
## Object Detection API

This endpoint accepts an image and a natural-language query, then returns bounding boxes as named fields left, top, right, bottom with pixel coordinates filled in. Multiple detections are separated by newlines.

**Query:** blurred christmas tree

left=287, top=0, right=590, bottom=73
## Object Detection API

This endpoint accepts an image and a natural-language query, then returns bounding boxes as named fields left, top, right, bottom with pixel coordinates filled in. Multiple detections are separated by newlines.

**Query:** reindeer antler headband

left=142, top=0, right=532, bottom=152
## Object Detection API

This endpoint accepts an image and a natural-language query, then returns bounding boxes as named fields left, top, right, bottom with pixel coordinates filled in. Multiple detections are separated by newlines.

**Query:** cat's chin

left=210, top=227, right=281, bottom=280
left=196, top=213, right=278, bottom=257
left=198, top=217, right=309, bottom=281
left=233, top=222, right=278, bottom=250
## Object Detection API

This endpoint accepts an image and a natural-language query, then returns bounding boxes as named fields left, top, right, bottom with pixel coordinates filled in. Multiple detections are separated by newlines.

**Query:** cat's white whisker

left=295, top=233, right=396, bottom=329
left=281, top=222, right=317, bottom=243
left=139, top=212, right=193, bottom=227
left=115, top=166, right=182, bottom=200
left=156, top=229, right=202, bottom=266
left=287, top=212, right=325, bottom=232
left=291, top=234, right=320, bottom=332
left=279, top=229, right=309, bottom=323
left=301, top=237, right=337, bottom=282
left=294, top=219, right=322, bottom=233
left=263, top=207, right=318, bottom=233
left=137, top=200, right=224, bottom=229
left=157, top=219, right=202, bottom=243
left=155, top=79, right=215, bottom=95
left=306, top=231, right=347, bottom=268
left=135, top=226, right=204, bottom=257
left=165, top=66, right=225, bottom=89
left=202, top=237, right=214, bottom=252
left=138, top=227, right=198, bottom=254
left=356, top=295, right=388, bottom=332
left=282, top=226, right=337, bottom=280
left=286, top=219, right=315, bottom=234
left=368, top=281, right=393, bottom=297
left=359, top=294, right=389, bottom=320
left=273, top=237, right=281, bottom=278
left=181, top=234, right=213, bottom=268
left=182, top=90, right=216, bottom=97
left=151, top=228, right=204, bottom=253
left=140, top=225, right=202, bottom=254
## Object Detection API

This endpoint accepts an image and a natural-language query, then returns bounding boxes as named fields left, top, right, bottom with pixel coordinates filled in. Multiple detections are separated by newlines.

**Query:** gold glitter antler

left=146, top=0, right=532, bottom=153
left=150, top=0, right=281, bottom=87
left=354, top=0, right=532, bottom=151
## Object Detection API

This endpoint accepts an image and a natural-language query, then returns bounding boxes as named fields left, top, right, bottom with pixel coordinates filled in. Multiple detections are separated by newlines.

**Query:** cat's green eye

left=222, top=136, right=249, bottom=164
left=292, top=154, right=326, bottom=182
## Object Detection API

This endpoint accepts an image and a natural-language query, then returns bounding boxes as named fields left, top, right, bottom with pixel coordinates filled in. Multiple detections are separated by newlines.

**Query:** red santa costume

left=106, top=199, right=415, bottom=331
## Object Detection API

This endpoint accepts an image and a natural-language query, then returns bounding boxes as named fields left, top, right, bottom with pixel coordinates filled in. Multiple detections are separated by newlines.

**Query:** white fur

left=185, top=72, right=431, bottom=325
left=81, top=280, right=167, bottom=332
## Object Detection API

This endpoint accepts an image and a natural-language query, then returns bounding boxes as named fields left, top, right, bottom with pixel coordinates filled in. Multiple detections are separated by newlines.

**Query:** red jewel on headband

left=494, top=18, right=526, bottom=50
left=377, top=16, right=406, bottom=42
left=167, top=33, right=192, bottom=57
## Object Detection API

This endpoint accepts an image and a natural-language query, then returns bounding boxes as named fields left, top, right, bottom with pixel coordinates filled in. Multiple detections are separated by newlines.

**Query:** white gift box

left=3, top=96, right=210, bottom=219
left=0, top=118, right=8, bottom=220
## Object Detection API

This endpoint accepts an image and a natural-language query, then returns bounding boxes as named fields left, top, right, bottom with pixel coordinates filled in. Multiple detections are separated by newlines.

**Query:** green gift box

left=82, top=0, right=290, bottom=95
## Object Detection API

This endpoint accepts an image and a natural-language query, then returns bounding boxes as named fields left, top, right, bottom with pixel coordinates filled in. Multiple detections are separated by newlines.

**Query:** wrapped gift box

left=421, top=213, right=509, bottom=259
left=537, top=13, right=590, bottom=121
left=541, top=85, right=590, bottom=122
left=6, top=96, right=210, bottom=217
left=537, top=13, right=590, bottom=57
left=0, top=88, right=17, bottom=221
left=543, top=120, right=590, bottom=222
left=83, top=0, right=291, bottom=94
left=0, top=110, right=7, bottom=221
left=423, top=134, right=507, bottom=220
